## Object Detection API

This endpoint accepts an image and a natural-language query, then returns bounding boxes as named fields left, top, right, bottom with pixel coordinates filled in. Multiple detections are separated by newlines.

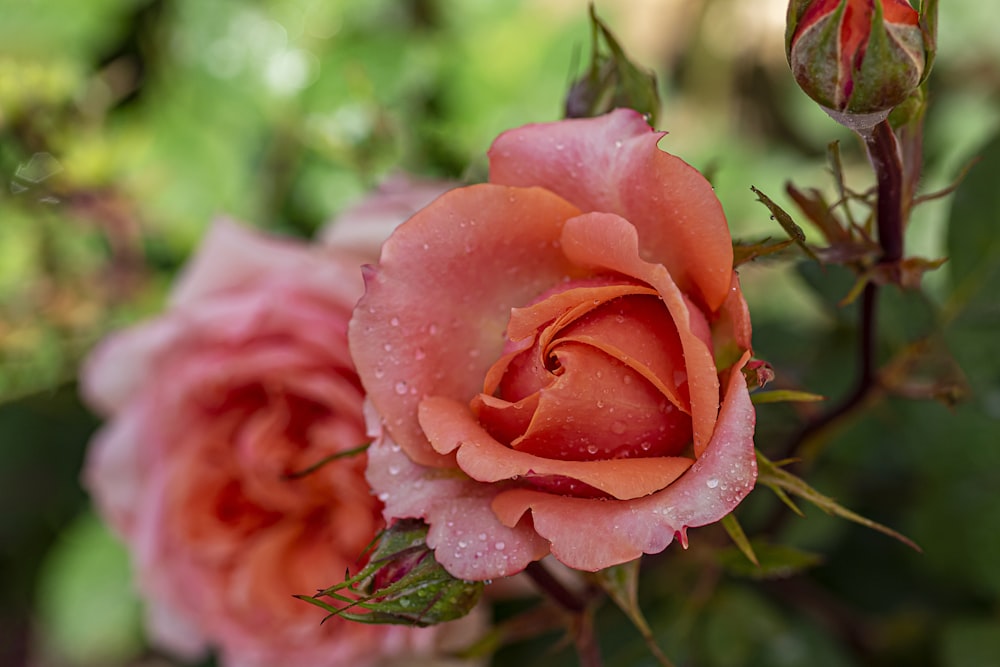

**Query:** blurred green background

left=2, top=0, right=999, bottom=665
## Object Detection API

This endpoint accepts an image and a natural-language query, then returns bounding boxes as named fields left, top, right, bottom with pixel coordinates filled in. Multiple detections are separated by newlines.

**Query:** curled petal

left=559, top=212, right=720, bottom=456
left=490, top=364, right=757, bottom=572
left=488, top=108, right=733, bottom=310
left=419, top=396, right=692, bottom=500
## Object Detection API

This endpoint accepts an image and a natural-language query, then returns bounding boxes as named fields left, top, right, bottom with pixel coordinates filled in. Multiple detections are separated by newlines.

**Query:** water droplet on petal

left=706, top=478, right=719, bottom=489
left=495, top=541, right=505, bottom=551
left=394, top=381, right=408, bottom=395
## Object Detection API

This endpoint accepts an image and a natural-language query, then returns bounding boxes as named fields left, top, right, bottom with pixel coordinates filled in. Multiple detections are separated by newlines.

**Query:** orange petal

left=488, top=109, right=734, bottom=310
left=559, top=212, right=720, bottom=457
left=420, top=395, right=692, bottom=501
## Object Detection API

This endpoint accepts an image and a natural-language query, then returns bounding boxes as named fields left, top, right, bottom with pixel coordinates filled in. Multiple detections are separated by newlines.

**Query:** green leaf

left=946, top=131, right=1000, bottom=311
left=732, top=237, right=795, bottom=267
left=940, top=617, right=1000, bottom=667
left=756, top=450, right=922, bottom=551
left=751, top=389, right=826, bottom=405
left=716, top=541, right=823, bottom=580
left=720, top=513, right=758, bottom=566
left=34, top=511, right=143, bottom=665
left=750, top=185, right=823, bottom=264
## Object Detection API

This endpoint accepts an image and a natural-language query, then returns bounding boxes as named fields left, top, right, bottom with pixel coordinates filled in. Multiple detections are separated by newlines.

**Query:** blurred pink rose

left=351, top=109, right=757, bottom=580
left=82, top=220, right=461, bottom=667
left=320, top=174, right=458, bottom=255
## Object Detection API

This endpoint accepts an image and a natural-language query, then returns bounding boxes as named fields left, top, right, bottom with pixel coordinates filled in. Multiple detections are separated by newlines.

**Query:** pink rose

left=351, top=109, right=757, bottom=580
left=82, top=220, right=451, bottom=667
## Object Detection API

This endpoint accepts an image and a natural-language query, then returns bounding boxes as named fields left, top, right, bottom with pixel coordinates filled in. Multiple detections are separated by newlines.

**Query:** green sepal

left=297, top=519, right=484, bottom=627
left=750, top=186, right=822, bottom=264
left=717, top=540, right=823, bottom=580
left=756, top=451, right=921, bottom=551
left=564, top=5, right=660, bottom=125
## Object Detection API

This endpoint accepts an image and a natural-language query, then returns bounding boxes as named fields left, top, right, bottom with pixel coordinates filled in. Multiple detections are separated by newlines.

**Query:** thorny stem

left=779, top=119, right=905, bottom=460
left=524, top=561, right=602, bottom=667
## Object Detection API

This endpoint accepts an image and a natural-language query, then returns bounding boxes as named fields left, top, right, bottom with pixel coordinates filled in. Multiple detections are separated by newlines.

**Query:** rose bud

left=786, top=0, right=927, bottom=127
left=564, top=6, right=660, bottom=124
left=302, top=520, right=484, bottom=627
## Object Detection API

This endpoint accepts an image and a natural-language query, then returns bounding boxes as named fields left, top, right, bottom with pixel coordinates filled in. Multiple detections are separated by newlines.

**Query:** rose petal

left=419, top=395, right=692, bottom=500
left=349, top=184, right=584, bottom=467
left=505, top=281, right=655, bottom=342
left=559, top=212, right=720, bottom=456
left=490, top=363, right=756, bottom=571
left=171, top=220, right=363, bottom=312
left=508, top=343, right=692, bottom=460
left=555, top=293, right=690, bottom=413
left=488, top=109, right=733, bottom=310
left=712, top=272, right=753, bottom=369
left=366, top=435, right=550, bottom=581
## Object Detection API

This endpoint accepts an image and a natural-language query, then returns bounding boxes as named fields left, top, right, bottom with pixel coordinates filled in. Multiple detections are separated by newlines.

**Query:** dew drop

left=586, top=444, right=598, bottom=455
left=374, top=366, right=386, bottom=379
left=399, top=598, right=411, bottom=607
left=388, top=465, right=400, bottom=475
left=706, top=478, right=719, bottom=489
left=494, top=541, right=505, bottom=551
left=458, top=540, right=468, bottom=548
left=394, top=381, right=408, bottom=395
left=414, top=348, right=426, bottom=361
left=383, top=342, right=393, bottom=352
left=389, top=316, right=400, bottom=327
left=478, top=533, right=487, bottom=541
left=377, top=492, right=389, bottom=501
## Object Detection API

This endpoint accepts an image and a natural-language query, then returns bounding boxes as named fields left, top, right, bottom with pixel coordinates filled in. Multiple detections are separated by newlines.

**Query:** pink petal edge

left=488, top=108, right=734, bottom=310
left=366, top=434, right=550, bottom=581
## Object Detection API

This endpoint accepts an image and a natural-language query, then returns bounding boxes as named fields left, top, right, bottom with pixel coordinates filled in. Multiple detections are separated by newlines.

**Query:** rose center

left=475, top=281, right=693, bottom=463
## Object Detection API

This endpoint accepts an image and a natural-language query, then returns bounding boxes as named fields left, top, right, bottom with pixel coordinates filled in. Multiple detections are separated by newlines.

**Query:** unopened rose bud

left=300, top=520, right=484, bottom=627
left=787, top=0, right=928, bottom=128
left=565, top=6, right=660, bottom=124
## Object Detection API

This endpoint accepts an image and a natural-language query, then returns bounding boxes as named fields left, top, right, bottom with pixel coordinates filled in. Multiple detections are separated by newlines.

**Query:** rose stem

left=780, top=119, right=905, bottom=459
left=523, top=561, right=603, bottom=667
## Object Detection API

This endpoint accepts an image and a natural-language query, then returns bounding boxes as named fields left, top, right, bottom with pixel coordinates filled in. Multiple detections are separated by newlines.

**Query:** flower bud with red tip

left=787, top=0, right=928, bottom=128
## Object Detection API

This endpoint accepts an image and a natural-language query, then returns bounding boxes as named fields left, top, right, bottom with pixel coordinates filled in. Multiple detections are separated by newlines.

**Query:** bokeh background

left=2, top=1, right=999, bottom=665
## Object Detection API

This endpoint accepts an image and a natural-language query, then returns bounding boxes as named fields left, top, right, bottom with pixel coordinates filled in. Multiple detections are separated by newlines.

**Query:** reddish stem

left=779, top=119, right=904, bottom=458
